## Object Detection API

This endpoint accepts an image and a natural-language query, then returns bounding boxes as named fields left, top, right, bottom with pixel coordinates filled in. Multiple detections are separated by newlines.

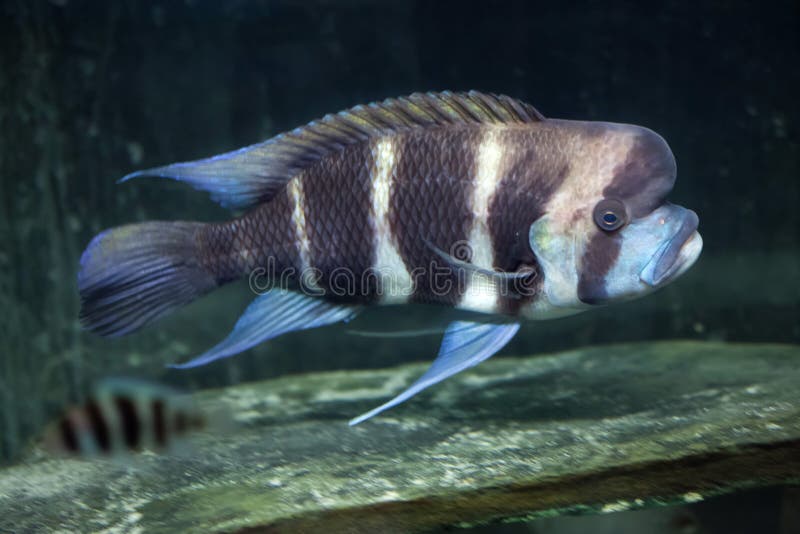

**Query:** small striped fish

left=78, top=91, right=702, bottom=425
left=42, top=379, right=205, bottom=457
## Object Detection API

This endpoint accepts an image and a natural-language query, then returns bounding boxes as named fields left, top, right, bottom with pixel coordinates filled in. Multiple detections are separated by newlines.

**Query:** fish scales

left=199, top=192, right=300, bottom=286
left=196, top=125, right=560, bottom=308
left=302, top=143, right=378, bottom=302
left=370, top=136, right=411, bottom=304
left=197, top=125, right=576, bottom=309
left=389, top=128, right=480, bottom=305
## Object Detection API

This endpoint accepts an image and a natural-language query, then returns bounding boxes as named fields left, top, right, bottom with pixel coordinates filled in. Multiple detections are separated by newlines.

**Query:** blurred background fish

left=41, top=378, right=206, bottom=458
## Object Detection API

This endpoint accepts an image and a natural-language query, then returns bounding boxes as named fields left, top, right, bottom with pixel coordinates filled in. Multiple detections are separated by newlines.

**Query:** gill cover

left=528, top=215, right=581, bottom=309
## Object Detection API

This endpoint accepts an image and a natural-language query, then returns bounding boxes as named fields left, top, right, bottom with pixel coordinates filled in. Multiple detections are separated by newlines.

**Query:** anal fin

left=423, top=238, right=534, bottom=284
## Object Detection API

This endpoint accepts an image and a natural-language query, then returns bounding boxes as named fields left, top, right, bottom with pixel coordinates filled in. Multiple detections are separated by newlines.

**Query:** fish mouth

left=640, top=209, right=701, bottom=287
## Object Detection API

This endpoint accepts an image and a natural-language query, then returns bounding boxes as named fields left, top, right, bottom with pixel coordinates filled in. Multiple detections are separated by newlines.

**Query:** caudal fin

left=78, top=221, right=218, bottom=337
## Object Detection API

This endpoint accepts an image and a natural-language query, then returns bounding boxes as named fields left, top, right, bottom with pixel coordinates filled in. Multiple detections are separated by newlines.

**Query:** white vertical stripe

left=460, top=129, right=504, bottom=313
left=371, top=137, right=413, bottom=304
left=287, top=177, right=320, bottom=292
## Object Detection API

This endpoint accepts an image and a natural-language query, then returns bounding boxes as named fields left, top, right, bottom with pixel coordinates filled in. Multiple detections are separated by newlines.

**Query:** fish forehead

left=602, top=124, right=677, bottom=217
left=538, top=120, right=646, bottom=226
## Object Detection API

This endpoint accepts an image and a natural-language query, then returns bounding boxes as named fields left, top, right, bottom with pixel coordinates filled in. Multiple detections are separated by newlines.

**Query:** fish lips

left=639, top=207, right=701, bottom=287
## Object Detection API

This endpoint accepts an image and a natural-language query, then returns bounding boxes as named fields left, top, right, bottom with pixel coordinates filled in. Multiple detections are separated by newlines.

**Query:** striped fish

left=42, top=379, right=204, bottom=457
left=78, top=91, right=702, bottom=425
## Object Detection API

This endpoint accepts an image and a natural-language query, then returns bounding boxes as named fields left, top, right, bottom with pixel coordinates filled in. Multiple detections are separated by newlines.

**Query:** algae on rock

left=0, top=340, right=798, bottom=533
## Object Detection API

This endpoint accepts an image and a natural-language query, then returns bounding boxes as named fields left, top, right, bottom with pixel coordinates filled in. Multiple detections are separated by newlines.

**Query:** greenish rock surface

left=0, top=341, right=798, bottom=533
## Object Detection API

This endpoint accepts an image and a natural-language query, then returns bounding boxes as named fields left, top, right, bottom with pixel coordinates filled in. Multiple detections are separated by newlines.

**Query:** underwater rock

left=0, top=341, right=798, bottom=533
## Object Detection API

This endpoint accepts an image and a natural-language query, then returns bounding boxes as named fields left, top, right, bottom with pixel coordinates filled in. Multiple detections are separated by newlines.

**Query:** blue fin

left=79, top=222, right=217, bottom=337
left=170, top=291, right=360, bottom=369
left=349, top=320, right=520, bottom=425
left=119, top=141, right=297, bottom=210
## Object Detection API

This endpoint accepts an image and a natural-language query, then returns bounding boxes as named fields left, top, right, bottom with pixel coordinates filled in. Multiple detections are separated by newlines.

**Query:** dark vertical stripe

left=603, top=127, right=676, bottom=218
left=487, top=129, right=569, bottom=314
left=85, top=400, right=111, bottom=453
left=114, top=396, right=141, bottom=449
left=200, top=192, right=301, bottom=287
left=389, top=129, right=478, bottom=305
left=302, top=143, right=378, bottom=303
left=152, top=400, right=167, bottom=447
left=577, top=231, right=622, bottom=304
left=59, top=418, right=79, bottom=453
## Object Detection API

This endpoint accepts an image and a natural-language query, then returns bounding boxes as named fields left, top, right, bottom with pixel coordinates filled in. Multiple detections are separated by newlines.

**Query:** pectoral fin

left=423, top=239, right=533, bottom=283
left=170, top=291, right=360, bottom=369
left=345, top=327, right=448, bottom=338
left=349, top=320, right=520, bottom=425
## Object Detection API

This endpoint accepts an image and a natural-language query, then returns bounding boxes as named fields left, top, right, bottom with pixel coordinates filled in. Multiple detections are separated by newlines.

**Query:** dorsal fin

left=120, top=91, right=545, bottom=210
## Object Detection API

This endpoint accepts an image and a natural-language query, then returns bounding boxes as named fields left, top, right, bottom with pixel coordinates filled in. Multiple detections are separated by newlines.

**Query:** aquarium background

left=0, top=0, right=797, bottom=529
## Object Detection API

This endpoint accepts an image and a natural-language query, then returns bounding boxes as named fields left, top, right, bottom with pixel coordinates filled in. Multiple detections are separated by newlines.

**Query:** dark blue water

left=1, top=1, right=797, bottom=531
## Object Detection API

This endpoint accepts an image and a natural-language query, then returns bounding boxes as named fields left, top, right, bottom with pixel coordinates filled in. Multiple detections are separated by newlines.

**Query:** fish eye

left=593, top=198, right=627, bottom=232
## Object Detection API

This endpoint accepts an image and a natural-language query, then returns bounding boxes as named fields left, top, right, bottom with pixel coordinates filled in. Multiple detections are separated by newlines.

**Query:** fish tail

left=78, top=221, right=219, bottom=337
